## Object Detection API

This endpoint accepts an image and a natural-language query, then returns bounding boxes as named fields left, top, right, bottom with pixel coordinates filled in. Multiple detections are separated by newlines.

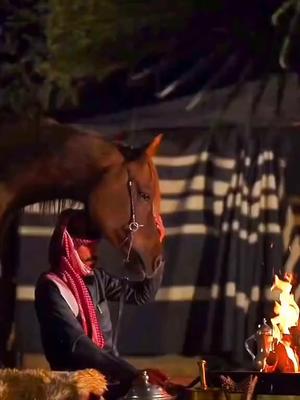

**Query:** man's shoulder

left=36, top=271, right=50, bottom=286
left=35, top=271, right=62, bottom=294
left=34, top=272, right=61, bottom=305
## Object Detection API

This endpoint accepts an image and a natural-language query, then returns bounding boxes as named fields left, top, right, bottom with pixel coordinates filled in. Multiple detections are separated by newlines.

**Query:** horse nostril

left=154, top=255, right=165, bottom=271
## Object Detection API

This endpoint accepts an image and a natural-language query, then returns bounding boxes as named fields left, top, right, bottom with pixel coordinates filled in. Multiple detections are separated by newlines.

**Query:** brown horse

left=0, top=117, right=165, bottom=366
left=0, top=118, right=164, bottom=277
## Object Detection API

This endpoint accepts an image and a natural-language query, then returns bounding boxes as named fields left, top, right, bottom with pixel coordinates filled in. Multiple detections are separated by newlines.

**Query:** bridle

left=113, top=168, right=164, bottom=356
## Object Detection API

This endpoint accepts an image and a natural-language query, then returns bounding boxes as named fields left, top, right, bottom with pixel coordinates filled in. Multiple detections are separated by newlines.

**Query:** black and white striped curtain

left=153, top=127, right=287, bottom=366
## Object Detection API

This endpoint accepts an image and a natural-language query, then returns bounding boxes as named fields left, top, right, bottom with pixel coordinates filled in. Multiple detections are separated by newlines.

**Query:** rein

left=113, top=173, right=145, bottom=355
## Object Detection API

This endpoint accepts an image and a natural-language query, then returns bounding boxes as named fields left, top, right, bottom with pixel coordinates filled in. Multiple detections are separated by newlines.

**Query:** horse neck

left=2, top=119, right=122, bottom=209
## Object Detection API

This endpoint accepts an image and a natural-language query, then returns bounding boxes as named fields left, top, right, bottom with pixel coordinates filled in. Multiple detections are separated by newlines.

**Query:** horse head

left=88, top=135, right=165, bottom=279
left=0, top=119, right=165, bottom=279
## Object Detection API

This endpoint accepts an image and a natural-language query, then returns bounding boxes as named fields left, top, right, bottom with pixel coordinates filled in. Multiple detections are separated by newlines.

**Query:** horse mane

left=2, top=119, right=161, bottom=217
left=24, top=160, right=160, bottom=217
left=23, top=158, right=160, bottom=218
left=24, top=199, right=84, bottom=216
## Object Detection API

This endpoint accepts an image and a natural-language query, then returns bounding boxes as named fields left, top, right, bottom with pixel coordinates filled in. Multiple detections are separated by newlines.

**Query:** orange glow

left=264, top=274, right=300, bottom=373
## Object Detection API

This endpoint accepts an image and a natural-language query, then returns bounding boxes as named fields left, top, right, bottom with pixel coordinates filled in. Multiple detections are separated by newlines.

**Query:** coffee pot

left=123, top=370, right=176, bottom=400
left=244, top=318, right=274, bottom=371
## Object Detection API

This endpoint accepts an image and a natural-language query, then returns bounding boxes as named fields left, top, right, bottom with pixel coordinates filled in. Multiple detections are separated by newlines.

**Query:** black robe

left=34, top=265, right=163, bottom=395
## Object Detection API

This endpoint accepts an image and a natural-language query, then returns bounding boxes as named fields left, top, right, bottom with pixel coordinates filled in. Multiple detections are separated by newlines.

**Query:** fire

left=264, top=273, right=300, bottom=373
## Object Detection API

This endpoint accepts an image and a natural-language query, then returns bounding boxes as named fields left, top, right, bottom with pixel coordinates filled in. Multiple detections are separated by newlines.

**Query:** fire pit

left=208, top=370, right=300, bottom=396
left=203, top=274, right=300, bottom=397
left=244, top=273, right=300, bottom=374
left=184, top=274, right=300, bottom=399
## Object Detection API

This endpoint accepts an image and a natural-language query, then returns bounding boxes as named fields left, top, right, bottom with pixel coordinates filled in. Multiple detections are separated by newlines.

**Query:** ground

left=22, top=353, right=198, bottom=385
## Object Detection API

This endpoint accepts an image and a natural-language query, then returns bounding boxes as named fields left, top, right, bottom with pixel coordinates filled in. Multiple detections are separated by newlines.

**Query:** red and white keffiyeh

left=59, top=228, right=105, bottom=348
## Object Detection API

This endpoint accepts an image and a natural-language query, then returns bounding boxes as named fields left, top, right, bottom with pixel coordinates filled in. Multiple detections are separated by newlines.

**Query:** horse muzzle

left=123, top=249, right=165, bottom=280
left=139, top=252, right=165, bottom=279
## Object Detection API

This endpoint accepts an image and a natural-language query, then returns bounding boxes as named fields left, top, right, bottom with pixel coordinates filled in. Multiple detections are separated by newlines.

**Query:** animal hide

left=0, top=368, right=107, bottom=400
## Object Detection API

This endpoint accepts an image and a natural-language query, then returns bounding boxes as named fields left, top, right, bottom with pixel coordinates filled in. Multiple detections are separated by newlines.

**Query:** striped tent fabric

left=154, top=128, right=287, bottom=365
left=15, top=127, right=288, bottom=367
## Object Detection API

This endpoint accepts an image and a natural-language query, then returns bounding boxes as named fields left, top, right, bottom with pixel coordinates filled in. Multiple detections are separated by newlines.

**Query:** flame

left=271, top=274, right=299, bottom=335
left=265, top=274, right=300, bottom=372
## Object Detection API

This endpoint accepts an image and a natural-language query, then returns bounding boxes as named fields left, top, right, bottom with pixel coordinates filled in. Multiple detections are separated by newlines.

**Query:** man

left=35, top=208, right=165, bottom=398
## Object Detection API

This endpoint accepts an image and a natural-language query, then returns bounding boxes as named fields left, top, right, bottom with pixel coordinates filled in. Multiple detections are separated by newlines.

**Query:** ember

left=264, top=273, right=300, bottom=373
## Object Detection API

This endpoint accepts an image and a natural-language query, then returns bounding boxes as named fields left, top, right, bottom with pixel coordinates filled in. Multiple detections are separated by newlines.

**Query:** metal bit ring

left=128, top=221, right=144, bottom=232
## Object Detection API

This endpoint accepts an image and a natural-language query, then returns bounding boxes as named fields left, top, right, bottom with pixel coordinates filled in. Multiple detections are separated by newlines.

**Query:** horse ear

left=114, top=133, right=163, bottom=161
left=145, top=134, right=163, bottom=157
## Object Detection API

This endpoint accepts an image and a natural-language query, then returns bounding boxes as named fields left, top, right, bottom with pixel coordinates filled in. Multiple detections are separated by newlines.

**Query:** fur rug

left=0, top=368, right=107, bottom=400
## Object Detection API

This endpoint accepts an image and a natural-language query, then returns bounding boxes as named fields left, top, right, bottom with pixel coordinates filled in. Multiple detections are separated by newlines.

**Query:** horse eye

left=138, top=191, right=151, bottom=202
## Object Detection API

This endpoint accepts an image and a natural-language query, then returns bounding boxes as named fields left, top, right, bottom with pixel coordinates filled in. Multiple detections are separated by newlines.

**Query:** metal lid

left=257, top=318, right=273, bottom=335
left=124, top=371, right=175, bottom=400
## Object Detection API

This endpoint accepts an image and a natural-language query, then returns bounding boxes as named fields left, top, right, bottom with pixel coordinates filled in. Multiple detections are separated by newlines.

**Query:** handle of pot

left=197, top=359, right=208, bottom=391
left=244, top=334, right=256, bottom=360
left=185, top=359, right=209, bottom=390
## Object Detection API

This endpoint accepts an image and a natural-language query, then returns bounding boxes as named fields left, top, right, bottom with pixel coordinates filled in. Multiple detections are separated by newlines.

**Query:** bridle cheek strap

left=124, top=177, right=165, bottom=263
left=124, top=179, right=143, bottom=263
